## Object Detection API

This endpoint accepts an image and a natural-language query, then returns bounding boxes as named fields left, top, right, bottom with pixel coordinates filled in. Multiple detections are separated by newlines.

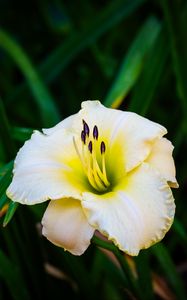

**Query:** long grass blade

left=134, top=251, right=154, bottom=300
left=3, top=201, right=19, bottom=226
left=152, top=243, right=186, bottom=300
left=6, top=0, right=146, bottom=105
left=12, top=127, right=33, bottom=142
left=0, top=98, right=16, bottom=160
left=0, top=29, right=60, bottom=127
left=0, top=248, right=30, bottom=300
left=0, top=161, right=13, bottom=200
left=104, top=16, right=161, bottom=108
left=0, top=194, right=9, bottom=210
left=161, top=0, right=187, bottom=127
left=129, top=29, right=168, bottom=115
left=92, top=236, right=142, bottom=299
left=40, top=0, right=147, bottom=82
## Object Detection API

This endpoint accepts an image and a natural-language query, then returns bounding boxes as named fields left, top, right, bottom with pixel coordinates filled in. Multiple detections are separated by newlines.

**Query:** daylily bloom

left=7, top=101, right=178, bottom=256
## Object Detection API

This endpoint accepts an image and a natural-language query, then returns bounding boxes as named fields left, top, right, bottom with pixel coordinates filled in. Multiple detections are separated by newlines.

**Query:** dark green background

left=0, top=0, right=187, bottom=299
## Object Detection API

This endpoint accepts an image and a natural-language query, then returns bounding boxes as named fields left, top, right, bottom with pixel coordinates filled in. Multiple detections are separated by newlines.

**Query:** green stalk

left=92, top=236, right=142, bottom=299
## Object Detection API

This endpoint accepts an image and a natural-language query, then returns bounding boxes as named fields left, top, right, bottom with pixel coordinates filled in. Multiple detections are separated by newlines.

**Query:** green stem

left=92, top=236, right=142, bottom=299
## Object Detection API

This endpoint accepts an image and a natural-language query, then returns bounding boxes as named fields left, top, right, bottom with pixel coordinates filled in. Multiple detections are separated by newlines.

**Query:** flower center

left=73, top=120, right=110, bottom=192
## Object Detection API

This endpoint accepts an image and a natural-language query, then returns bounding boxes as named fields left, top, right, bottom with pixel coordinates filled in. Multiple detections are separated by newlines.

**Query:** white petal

left=82, top=163, right=175, bottom=256
left=7, top=129, right=89, bottom=204
left=75, top=101, right=167, bottom=176
left=37, top=100, right=167, bottom=182
left=146, top=138, right=178, bottom=188
left=42, top=198, right=94, bottom=255
left=43, top=114, right=76, bottom=135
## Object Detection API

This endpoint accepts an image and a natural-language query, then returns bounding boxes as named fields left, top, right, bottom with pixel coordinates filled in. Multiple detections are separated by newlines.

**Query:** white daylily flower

left=7, top=101, right=178, bottom=256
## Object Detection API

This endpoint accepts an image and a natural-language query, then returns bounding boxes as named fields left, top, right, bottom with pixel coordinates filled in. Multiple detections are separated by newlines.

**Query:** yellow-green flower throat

left=73, top=120, right=110, bottom=192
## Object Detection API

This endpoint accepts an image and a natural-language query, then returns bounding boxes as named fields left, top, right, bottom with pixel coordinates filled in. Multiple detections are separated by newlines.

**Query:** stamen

left=93, top=125, right=99, bottom=140
left=92, top=165, right=107, bottom=191
left=81, top=130, right=86, bottom=144
left=83, top=120, right=90, bottom=136
left=91, top=139, right=110, bottom=190
left=88, top=141, right=93, bottom=153
left=74, top=124, right=110, bottom=192
left=100, top=141, right=106, bottom=154
left=102, top=155, right=109, bottom=186
left=87, top=159, right=100, bottom=191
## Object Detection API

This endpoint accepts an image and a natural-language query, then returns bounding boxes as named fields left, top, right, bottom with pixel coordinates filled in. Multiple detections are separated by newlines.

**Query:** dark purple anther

left=93, top=125, right=99, bottom=140
left=83, top=120, right=90, bottom=136
left=100, top=141, right=106, bottom=154
left=81, top=130, right=86, bottom=144
left=88, top=141, right=93, bottom=153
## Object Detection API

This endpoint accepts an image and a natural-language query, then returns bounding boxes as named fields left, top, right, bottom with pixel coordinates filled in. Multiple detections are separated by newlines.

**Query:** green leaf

left=0, top=161, right=15, bottom=224
left=134, top=251, right=154, bottom=300
left=92, top=236, right=142, bottom=299
left=0, top=98, right=16, bottom=159
left=91, top=248, right=125, bottom=288
left=7, top=0, right=146, bottom=105
left=3, top=201, right=19, bottom=226
left=0, top=161, right=13, bottom=200
left=14, top=207, right=50, bottom=299
left=41, top=1, right=72, bottom=34
left=173, top=119, right=187, bottom=155
left=40, top=0, right=147, bottom=82
left=12, top=127, right=33, bottom=142
left=0, top=248, right=30, bottom=300
left=173, top=218, right=187, bottom=244
left=161, top=0, right=187, bottom=127
left=104, top=16, right=161, bottom=108
left=129, top=29, right=168, bottom=115
left=0, top=194, right=9, bottom=210
left=0, top=29, right=60, bottom=127
left=48, top=245, right=96, bottom=300
left=152, top=243, right=186, bottom=300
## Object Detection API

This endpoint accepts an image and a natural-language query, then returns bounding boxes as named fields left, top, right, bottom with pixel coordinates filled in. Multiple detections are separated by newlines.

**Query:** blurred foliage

left=0, top=0, right=187, bottom=299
